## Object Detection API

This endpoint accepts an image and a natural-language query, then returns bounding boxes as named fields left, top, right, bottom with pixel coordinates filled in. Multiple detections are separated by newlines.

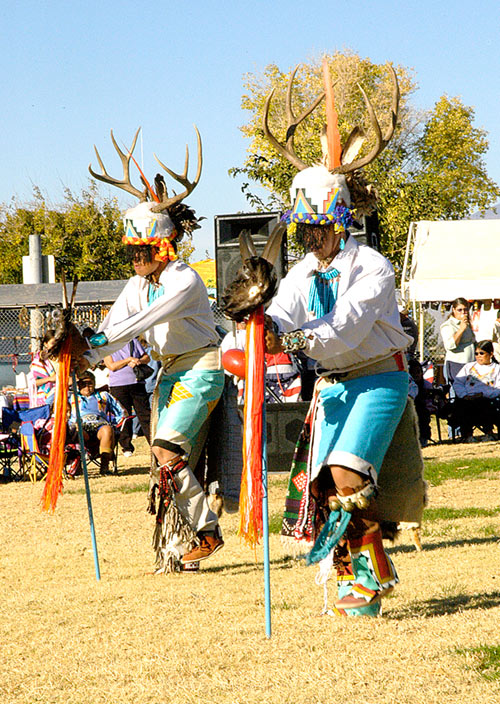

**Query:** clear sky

left=2, top=0, right=500, bottom=259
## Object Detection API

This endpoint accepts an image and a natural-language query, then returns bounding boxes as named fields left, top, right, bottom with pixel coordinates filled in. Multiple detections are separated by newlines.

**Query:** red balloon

left=222, top=348, right=246, bottom=378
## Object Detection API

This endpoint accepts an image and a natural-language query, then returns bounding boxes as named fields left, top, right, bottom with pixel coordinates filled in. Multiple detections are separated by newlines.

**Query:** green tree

left=231, top=51, right=417, bottom=206
left=231, top=52, right=499, bottom=275
left=372, top=95, right=499, bottom=267
left=176, top=235, right=195, bottom=263
left=0, top=182, right=194, bottom=285
left=0, top=183, right=129, bottom=284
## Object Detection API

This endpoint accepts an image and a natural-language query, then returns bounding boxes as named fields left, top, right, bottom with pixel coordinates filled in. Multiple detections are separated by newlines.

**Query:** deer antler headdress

left=89, top=127, right=203, bottom=262
left=263, top=60, right=400, bottom=226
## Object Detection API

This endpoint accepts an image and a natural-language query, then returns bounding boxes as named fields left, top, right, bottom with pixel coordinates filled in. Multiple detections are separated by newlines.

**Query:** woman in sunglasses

left=452, top=340, right=500, bottom=442
left=440, top=298, right=477, bottom=385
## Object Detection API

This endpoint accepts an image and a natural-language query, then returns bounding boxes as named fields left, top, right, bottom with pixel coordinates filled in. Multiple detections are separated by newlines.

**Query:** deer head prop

left=89, top=127, right=203, bottom=260
left=46, top=274, right=80, bottom=358
left=263, top=61, right=400, bottom=220
left=220, top=221, right=287, bottom=322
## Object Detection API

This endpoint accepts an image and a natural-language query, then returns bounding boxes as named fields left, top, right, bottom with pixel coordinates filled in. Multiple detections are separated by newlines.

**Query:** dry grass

left=2, top=437, right=500, bottom=704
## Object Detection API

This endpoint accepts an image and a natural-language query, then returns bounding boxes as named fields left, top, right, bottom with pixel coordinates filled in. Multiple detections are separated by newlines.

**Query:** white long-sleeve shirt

left=267, top=237, right=411, bottom=373
left=439, top=316, right=476, bottom=364
left=85, top=260, right=219, bottom=366
left=453, top=361, right=500, bottom=399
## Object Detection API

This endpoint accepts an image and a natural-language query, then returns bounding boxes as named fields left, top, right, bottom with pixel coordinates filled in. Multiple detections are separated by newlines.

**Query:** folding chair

left=85, top=429, right=119, bottom=474
left=2, top=404, right=52, bottom=431
left=0, top=432, right=21, bottom=481
left=66, top=421, right=120, bottom=476
left=2, top=405, right=52, bottom=481
left=19, top=421, right=50, bottom=482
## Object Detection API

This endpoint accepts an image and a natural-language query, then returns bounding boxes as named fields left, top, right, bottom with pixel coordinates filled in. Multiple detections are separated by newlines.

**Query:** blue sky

left=2, top=0, right=499, bottom=259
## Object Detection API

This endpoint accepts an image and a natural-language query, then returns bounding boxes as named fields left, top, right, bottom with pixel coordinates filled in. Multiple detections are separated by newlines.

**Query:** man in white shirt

left=259, top=61, right=412, bottom=614
left=76, top=129, right=224, bottom=572
left=266, top=201, right=411, bottom=614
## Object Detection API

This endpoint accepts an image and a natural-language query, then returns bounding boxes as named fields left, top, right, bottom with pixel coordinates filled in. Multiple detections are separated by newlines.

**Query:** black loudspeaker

left=265, top=402, right=309, bottom=472
left=214, top=212, right=286, bottom=304
left=350, top=211, right=380, bottom=251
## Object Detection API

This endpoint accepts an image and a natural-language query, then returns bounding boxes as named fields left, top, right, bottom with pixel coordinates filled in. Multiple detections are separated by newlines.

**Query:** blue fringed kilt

left=312, top=371, right=409, bottom=484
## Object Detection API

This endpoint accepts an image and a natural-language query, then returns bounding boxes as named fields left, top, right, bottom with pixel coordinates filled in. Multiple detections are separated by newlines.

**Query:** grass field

left=2, top=433, right=500, bottom=704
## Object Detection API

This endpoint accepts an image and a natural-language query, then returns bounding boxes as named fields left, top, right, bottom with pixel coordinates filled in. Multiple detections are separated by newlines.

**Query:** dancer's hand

left=265, top=329, right=283, bottom=354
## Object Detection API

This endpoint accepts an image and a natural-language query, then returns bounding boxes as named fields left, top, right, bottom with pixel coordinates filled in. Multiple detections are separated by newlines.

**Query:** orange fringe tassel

left=41, top=336, right=71, bottom=512
left=238, top=306, right=265, bottom=547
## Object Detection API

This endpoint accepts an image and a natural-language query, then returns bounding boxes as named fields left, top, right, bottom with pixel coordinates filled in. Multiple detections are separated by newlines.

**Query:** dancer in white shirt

left=76, top=128, right=224, bottom=572
left=262, top=61, right=416, bottom=615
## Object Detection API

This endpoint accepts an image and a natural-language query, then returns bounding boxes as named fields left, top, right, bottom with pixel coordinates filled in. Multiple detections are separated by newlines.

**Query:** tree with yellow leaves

left=230, top=51, right=498, bottom=276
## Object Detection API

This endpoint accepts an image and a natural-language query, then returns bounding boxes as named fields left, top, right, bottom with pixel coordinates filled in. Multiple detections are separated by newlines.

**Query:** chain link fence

left=0, top=304, right=112, bottom=365
left=0, top=300, right=233, bottom=387
left=2, top=298, right=443, bottom=385
left=0, top=301, right=232, bottom=363
left=419, top=307, right=447, bottom=365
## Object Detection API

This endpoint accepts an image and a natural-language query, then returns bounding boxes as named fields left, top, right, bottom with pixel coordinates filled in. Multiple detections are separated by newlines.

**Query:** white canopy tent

left=402, top=219, right=500, bottom=303
left=401, top=219, right=500, bottom=363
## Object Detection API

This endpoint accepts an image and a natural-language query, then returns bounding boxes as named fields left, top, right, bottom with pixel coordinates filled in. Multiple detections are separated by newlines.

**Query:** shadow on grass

left=115, top=466, right=150, bottom=478
left=390, top=590, right=500, bottom=619
left=200, top=554, right=298, bottom=576
left=389, top=534, right=500, bottom=554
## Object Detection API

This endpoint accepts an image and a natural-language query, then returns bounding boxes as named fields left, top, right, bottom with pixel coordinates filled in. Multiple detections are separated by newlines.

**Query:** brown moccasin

left=182, top=533, right=224, bottom=564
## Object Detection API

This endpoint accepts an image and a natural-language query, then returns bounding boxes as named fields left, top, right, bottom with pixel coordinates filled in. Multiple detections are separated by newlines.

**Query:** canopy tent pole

left=418, top=304, right=425, bottom=363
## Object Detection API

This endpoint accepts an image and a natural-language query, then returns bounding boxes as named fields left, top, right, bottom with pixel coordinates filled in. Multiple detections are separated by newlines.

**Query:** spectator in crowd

left=440, top=298, right=476, bottom=386
left=82, top=327, right=110, bottom=391
left=92, top=361, right=110, bottom=392
left=264, top=351, right=302, bottom=403
left=29, top=330, right=58, bottom=406
left=69, top=370, right=126, bottom=474
left=103, top=338, right=152, bottom=456
left=491, top=309, right=500, bottom=362
left=408, top=358, right=433, bottom=447
left=221, top=324, right=302, bottom=403
left=452, top=339, right=500, bottom=443
left=399, top=304, right=418, bottom=359
left=220, top=323, right=246, bottom=357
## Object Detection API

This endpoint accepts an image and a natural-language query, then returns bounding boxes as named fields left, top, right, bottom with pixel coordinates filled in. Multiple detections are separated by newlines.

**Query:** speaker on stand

left=349, top=211, right=380, bottom=251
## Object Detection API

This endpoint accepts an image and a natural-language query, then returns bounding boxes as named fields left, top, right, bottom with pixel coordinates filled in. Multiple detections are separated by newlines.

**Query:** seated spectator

left=69, top=371, right=126, bottom=474
left=103, top=338, right=152, bottom=456
left=452, top=340, right=500, bottom=443
left=29, top=330, right=58, bottom=407
left=408, top=359, right=433, bottom=447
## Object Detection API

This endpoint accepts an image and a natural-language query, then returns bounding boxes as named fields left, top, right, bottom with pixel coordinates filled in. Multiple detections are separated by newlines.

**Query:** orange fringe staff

left=238, top=306, right=265, bottom=547
left=41, top=336, right=71, bottom=512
